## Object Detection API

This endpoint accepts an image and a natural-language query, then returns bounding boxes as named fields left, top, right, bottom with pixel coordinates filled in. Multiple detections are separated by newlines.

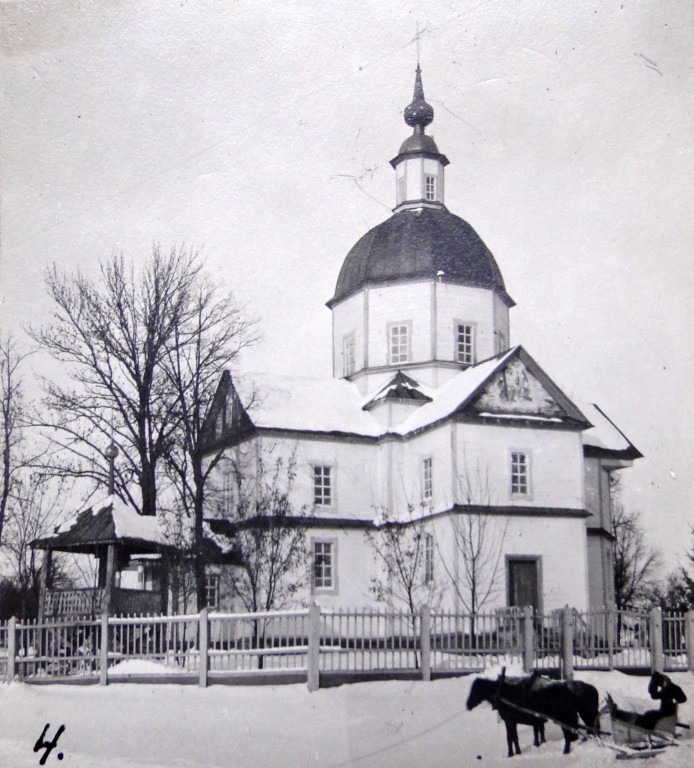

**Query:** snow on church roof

left=235, top=373, right=383, bottom=437
left=237, top=349, right=518, bottom=438
left=229, top=349, right=636, bottom=456
left=580, top=402, right=642, bottom=457
left=392, top=349, right=517, bottom=435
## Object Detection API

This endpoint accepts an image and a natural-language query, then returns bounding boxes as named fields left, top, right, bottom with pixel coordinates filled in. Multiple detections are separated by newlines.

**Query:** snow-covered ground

left=1, top=666, right=693, bottom=767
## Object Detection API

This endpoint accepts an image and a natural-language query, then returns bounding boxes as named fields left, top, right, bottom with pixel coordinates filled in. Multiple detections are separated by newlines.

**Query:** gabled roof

left=32, top=497, right=174, bottom=554
left=363, top=371, right=433, bottom=410
left=203, top=371, right=384, bottom=443
left=580, top=402, right=642, bottom=459
left=202, top=346, right=608, bottom=449
left=394, top=346, right=591, bottom=435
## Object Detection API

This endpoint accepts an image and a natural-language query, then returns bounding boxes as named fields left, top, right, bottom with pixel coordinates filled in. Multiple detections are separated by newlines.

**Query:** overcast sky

left=1, top=0, right=692, bottom=573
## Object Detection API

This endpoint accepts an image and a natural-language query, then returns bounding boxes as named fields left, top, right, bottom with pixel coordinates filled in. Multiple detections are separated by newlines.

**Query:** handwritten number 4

left=33, top=724, right=65, bottom=765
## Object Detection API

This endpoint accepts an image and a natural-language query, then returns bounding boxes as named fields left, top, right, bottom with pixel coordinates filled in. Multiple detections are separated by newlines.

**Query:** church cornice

left=326, top=275, right=515, bottom=310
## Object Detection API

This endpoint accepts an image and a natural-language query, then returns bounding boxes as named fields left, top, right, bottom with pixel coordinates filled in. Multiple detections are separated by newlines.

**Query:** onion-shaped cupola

left=390, top=65, right=449, bottom=211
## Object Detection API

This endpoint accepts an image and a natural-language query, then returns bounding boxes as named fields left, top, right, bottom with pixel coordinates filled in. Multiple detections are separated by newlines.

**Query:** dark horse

left=528, top=672, right=600, bottom=735
left=467, top=671, right=598, bottom=756
left=608, top=671, right=687, bottom=733
left=466, top=675, right=547, bottom=757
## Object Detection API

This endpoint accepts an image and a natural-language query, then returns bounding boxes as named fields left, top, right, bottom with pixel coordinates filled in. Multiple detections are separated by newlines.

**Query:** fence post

left=522, top=606, right=534, bottom=673
left=199, top=607, right=209, bottom=688
left=561, top=605, right=574, bottom=681
left=650, top=607, right=664, bottom=673
left=99, top=610, right=109, bottom=686
left=420, top=605, right=431, bottom=682
left=6, top=616, right=16, bottom=683
left=307, top=602, right=321, bottom=692
left=686, top=611, right=694, bottom=672
left=607, top=607, right=616, bottom=671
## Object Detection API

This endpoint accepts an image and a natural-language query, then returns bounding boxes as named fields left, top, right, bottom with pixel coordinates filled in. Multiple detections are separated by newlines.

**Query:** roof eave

left=389, top=150, right=450, bottom=168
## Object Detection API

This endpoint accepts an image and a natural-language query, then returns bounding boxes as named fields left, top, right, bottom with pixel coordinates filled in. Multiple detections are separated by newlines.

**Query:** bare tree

left=30, top=246, right=200, bottom=515
left=218, top=448, right=312, bottom=665
left=438, top=463, right=508, bottom=615
left=366, top=503, right=444, bottom=616
left=224, top=450, right=310, bottom=613
left=0, top=333, right=32, bottom=544
left=611, top=476, right=661, bottom=610
left=162, top=275, right=256, bottom=611
left=1, top=473, right=74, bottom=618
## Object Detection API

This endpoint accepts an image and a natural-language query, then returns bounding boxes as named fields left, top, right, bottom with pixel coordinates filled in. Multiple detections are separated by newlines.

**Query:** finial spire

left=416, top=20, right=421, bottom=66
left=404, top=63, right=434, bottom=131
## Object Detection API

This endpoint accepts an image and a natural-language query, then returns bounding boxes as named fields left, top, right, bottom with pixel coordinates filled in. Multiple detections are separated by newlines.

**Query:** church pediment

left=202, top=370, right=255, bottom=447
left=463, top=348, right=590, bottom=426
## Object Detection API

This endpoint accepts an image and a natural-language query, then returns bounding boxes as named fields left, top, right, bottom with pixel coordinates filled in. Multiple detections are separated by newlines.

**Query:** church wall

left=586, top=533, right=615, bottom=609
left=434, top=283, right=499, bottom=363
left=366, top=281, right=433, bottom=369
left=429, top=512, right=589, bottom=613
left=503, top=515, right=588, bottom=611
left=253, top=434, right=385, bottom=519
left=454, top=422, right=585, bottom=510
left=493, top=293, right=511, bottom=353
left=309, top=526, right=377, bottom=608
left=390, top=426, right=455, bottom=514
left=584, top=457, right=601, bottom=526
left=331, top=291, right=365, bottom=378
left=584, top=458, right=615, bottom=532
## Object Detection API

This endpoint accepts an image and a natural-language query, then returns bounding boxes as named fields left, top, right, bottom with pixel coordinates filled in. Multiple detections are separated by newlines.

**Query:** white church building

left=201, top=67, right=640, bottom=616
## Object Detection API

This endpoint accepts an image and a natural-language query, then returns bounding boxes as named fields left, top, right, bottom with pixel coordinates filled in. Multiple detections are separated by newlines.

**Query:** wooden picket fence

left=1, top=606, right=693, bottom=690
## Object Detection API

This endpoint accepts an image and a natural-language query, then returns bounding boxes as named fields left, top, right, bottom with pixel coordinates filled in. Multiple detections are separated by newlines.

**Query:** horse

left=528, top=672, right=600, bottom=735
left=466, top=672, right=583, bottom=756
left=465, top=675, right=546, bottom=757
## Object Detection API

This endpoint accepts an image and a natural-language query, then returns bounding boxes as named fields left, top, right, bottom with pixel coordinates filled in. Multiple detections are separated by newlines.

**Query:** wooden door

left=508, top=558, right=540, bottom=610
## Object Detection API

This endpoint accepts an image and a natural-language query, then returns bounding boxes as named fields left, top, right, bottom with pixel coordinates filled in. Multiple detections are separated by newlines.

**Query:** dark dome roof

left=398, top=132, right=440, bottom=156
left=329, top=207, right=513, bottom=307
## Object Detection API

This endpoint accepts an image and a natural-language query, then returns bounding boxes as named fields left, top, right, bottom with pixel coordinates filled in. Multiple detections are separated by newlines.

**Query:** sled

left=494, top=691, right=686, bottom=760
left=602, top=694, right=687, bottom=760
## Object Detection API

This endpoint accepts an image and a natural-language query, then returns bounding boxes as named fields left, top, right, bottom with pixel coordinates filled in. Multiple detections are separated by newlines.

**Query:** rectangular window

left=456, top=323, right=474, bottom=365
left=222, top=463, right=234, bottom=516
left=424, top=533, right=434, bottom=584
left=511, top=452, right=529, bottom=495
left=389, top=322, right=410, bottom=365
left=313, top=541, right=334, bottom=589
left=313, top=465, right=332, bottom=506
left=223, top=395, right=235, bottom=430
left=424, top=174, right=436, bottom=201
left=422, top=457, right=433, bottom=501
left=397, top=176, right=406, bottom=205
left=497, top=331, right=507, bottom=354
left=205, top=573, right=220, bottom=610
left=343, top=333, right=355, bottom=377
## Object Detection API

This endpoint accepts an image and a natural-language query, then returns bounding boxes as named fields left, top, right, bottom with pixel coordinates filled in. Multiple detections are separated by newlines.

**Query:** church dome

left=328, top=206, right=514, bottom=307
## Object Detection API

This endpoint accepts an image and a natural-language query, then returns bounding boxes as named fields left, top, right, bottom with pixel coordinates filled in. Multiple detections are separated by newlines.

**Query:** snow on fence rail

left=2, top=606, right=693, bottom=689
